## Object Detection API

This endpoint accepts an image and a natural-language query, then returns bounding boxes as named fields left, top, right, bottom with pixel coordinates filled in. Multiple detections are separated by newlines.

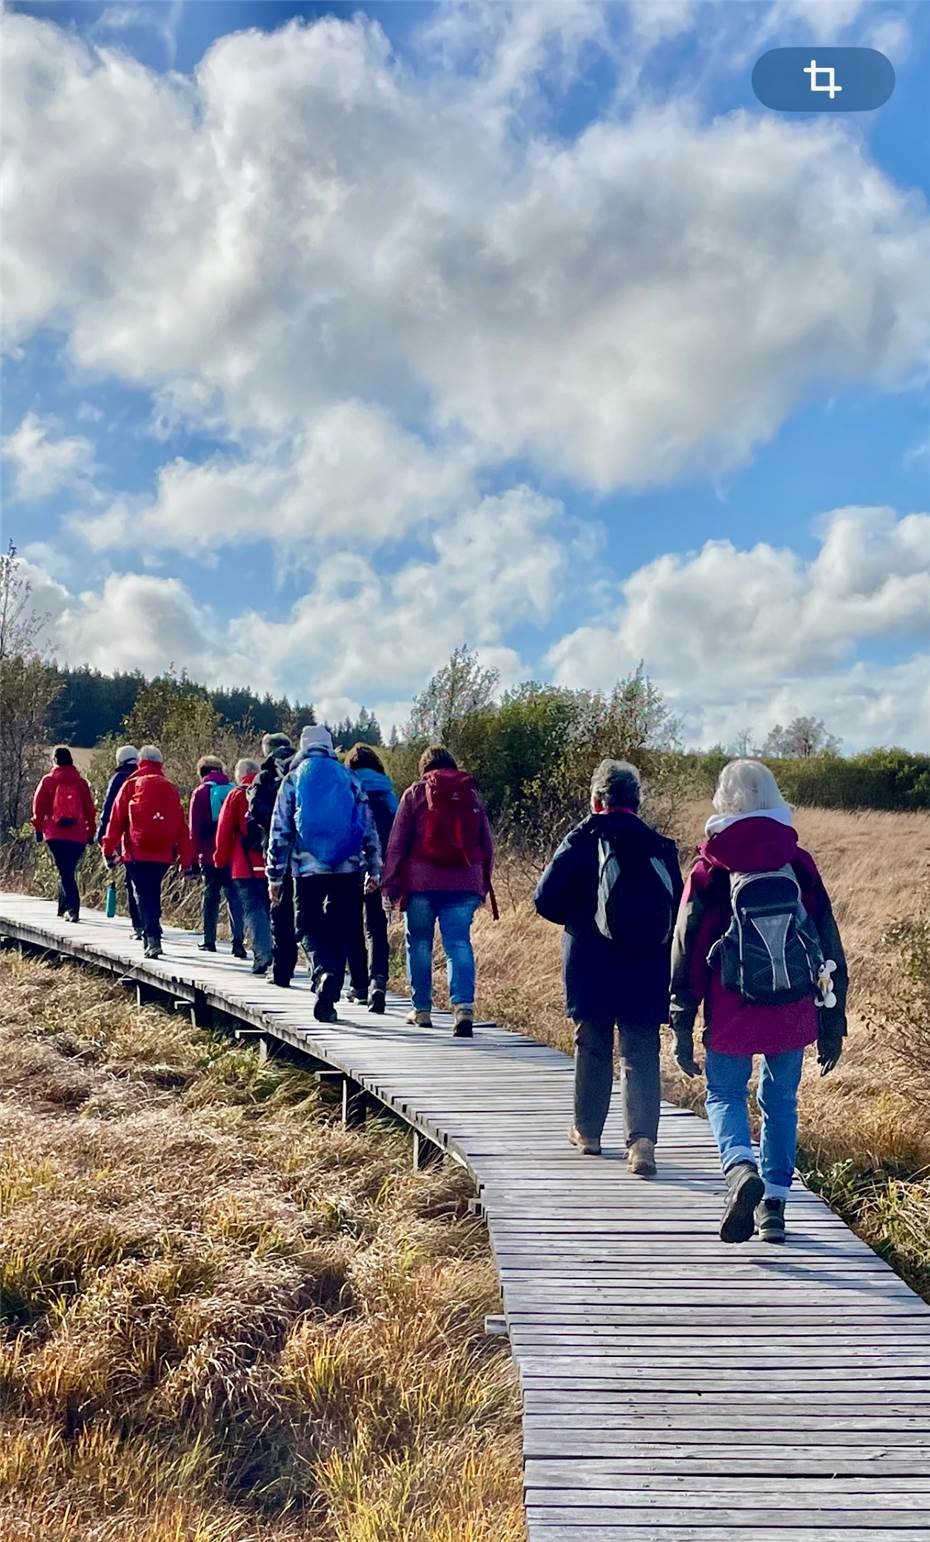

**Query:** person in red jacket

left=102, top=744, right=192, bottom=959
left=382, top=745, right=494, bottom=1038
left=31, top=746, right=97, bottom=922
left=213, top=758, right=272, bottom=975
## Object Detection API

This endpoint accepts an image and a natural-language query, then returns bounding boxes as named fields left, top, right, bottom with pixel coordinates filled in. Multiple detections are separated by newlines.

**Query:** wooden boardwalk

left=1, top=891, right=928, bottom=1540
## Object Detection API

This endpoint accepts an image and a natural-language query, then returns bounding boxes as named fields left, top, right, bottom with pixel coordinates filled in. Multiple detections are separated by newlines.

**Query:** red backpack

left=51, top=777, right=82, bottom=830
left=420, top=771, right=483, bottom=867
left=126, top=773, right=181, bottom=857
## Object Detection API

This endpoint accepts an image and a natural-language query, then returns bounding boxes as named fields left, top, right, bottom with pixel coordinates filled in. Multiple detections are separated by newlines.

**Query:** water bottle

left=105, top=881, right=118, bottom=918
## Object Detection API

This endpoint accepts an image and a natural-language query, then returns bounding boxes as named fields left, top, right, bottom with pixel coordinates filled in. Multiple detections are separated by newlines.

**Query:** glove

left=817, top=1021, right=844, bottom=1077
left=673, top=1027, right=702, bottom=1079
left=34, top=829, right=44, bottom=844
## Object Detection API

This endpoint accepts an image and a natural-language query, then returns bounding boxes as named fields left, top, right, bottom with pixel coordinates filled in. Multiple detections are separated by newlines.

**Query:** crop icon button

left=752, top=47, right=895, bottom=112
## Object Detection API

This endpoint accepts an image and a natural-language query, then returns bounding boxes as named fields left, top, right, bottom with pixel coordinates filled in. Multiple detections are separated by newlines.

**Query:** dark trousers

left=235, top=878, right=273, bottom=968
left=573, top=1019, right=661, bottom=1147
left=347, top=888, right=390, bottom=995
left=295, top=873, right=364, bottom=1005
left=47, top=839, right=85, bottom=919
left=122, top=863, right=142, bottom=934
left=271, top=872, right=298, bottom=986
left=128, top=861, right=170, bottom=945
left=202, top=864, right=244, bottom=948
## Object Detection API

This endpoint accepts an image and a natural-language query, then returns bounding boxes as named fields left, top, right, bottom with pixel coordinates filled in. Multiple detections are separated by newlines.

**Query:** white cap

left=116, top=744, right=139, bottom=767
left=138, top=744, right=163, bottom=764
left=300, top=725, right=334, bottom=753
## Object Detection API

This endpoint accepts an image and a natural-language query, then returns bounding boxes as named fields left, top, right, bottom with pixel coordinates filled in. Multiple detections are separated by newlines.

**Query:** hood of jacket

left=700, top=812, right=800, bottom=874
left=354, top=767, right=396, bottom=802
left=288, top=744, right=337, bottom=774
left=581, top=808, right=669, bottom=854
left=200, top=768, right=229, bottom=787
left=136, top=760, right=165, bottom=779
left=48, top=764, right=84, bottom=784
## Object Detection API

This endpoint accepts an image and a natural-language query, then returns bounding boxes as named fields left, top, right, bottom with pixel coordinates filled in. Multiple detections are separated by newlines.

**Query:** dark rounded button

left=752, top=48, right=895, bottom=112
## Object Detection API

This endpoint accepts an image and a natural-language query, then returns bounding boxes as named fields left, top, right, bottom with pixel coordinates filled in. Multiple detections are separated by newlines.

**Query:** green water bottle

left=105, top=881, right=118, bottom=918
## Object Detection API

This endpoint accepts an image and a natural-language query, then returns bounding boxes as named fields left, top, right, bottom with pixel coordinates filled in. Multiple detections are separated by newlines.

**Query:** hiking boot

left=133, top=930, right=144, bottom=942
left=251, top=961, right=270, bottom=976
left=231, top=940, right=248, bottom=960
left=568, top=1126, right=602, bottom=1156
left=144, top=940, right=162, bottom=960
left=198, top=942, right=217, bottom=953
left=346, top=984, right=367, bottom=1004
left=720, top=1162, right=765, bottom=1244
left=628, top=1138, right=657, bottom=1177
left=453, top=1004, right=474, bottom=1038
left=272, top=976, right=291, bottom=990
left=756, top=1197, right=787, bottom=1244
left=368, top=988, right=386, bottom=1015
left=64, top=912, right=79, bottom=924
left=313, top=996, right=338, bottom=1023
left=407, top=1009, right=433, bottom=1028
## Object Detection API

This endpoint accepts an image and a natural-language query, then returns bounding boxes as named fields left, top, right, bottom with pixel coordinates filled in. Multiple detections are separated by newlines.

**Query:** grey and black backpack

left=708, top=865, right=823, bottom=1006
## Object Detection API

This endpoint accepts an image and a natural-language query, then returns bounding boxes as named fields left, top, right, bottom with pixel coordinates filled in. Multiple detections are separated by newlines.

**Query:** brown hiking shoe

left=407, top=1009, right=433, bottom=1028
left=568, top=1126, right=602, bottom=1156
left=628, top=1138, right=657, bottom=1176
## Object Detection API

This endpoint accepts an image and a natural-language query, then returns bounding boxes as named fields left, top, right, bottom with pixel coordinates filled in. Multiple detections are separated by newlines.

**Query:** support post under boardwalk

left=412, top=1129, right=442, bottom=1171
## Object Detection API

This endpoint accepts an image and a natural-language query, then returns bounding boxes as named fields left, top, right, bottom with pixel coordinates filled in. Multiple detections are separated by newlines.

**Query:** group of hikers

left=31, top=739, right=847, bottom=1245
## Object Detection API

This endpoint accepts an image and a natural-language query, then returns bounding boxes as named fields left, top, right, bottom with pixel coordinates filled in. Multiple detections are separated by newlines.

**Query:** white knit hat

left=138, top=744, right=164, bottom=764
left=116, top=744, right=139, bottom=767
left=300, top=725, right=334, bottom=753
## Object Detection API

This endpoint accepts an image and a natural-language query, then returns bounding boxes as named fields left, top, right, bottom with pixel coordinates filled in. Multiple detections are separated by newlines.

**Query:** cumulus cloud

left=547, top=506, right=930, bottom=749
left=1, top=413, right=95, bottom=500
left=73, top=402, right=476, bottom=556
left=3, top=10, right=929, bottom=495
left=31, top=486, right=567, bottom=720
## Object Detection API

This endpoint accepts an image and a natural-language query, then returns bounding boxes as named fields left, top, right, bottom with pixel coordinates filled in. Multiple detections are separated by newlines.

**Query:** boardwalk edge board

left=1, top=892, right=928, bottom=1540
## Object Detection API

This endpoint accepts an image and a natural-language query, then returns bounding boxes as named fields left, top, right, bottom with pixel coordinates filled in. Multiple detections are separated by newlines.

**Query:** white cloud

left=1, top=413, right=95, bottom=500
left=73, top=401, right=476, bottom=556
left=29, top=485, right=568, bottom=720
left=547, top=506, right=930, bottom=750
left=3, top=11, right=929, bottom=497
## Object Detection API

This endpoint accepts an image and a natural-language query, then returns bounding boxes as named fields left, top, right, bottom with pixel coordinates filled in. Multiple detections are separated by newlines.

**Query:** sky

left=1, top=0, right=929, bottom=749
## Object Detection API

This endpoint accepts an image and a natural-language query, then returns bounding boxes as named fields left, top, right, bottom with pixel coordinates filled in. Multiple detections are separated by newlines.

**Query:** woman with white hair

left=670, top=760, right=847, bottom=1244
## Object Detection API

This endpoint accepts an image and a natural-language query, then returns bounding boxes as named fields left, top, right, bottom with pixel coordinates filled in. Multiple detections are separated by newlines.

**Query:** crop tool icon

left=803, top=58, right=842, bottom=98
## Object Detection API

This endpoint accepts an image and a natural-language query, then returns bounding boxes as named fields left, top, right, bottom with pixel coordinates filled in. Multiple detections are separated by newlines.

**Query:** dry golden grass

left=0, top=953, right=523, bottom=1542
left=472, top=802, right=930, bottom=1172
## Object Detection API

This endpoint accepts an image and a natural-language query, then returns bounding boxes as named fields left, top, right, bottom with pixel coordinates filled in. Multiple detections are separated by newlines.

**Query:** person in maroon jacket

left=382, top=746, right=494, bottom=1038
left=188, top=755, right=246, bottom=957
left=31, top=746, right=97, bottom=922
left=670, top=760, right=847, bottom=1245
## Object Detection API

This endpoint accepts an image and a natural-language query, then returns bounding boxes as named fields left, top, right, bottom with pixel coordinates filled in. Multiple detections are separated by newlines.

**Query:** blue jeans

left=234, top=878, right=272, bottom=968
left=705, top=1047, right=805, bottom=1200
left=405, top=891, right=481, bottom=1011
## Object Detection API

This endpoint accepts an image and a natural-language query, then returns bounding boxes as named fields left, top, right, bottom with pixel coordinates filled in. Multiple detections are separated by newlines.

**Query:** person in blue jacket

left=266, top=726, right=382, bottom=1023
left=343, top=743, right=398, bottom=1015
left=534, top=759, right=683, bottom=1175
left=96, top=744, right=142, bottom=937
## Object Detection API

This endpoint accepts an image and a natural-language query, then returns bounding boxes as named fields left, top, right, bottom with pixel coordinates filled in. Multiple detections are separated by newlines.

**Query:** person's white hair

left=138, top=744, right=163, bottom=764
left=713, top=759, right=787, bottom=816
left=235, top=757, right=260, bottom=781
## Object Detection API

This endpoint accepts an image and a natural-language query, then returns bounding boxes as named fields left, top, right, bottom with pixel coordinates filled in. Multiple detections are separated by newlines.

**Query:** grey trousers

left=573, top=1019, right=661, bottom=1146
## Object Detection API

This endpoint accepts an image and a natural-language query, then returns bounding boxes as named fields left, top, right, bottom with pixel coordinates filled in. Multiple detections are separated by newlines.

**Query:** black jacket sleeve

left=814, top=889, right=849, bottom=1038
left=533, top=827, right=588, bottom=926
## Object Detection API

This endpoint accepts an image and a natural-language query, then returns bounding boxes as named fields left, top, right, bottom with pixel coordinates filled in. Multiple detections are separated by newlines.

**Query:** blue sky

left=2, top=0, right=929, bottom=747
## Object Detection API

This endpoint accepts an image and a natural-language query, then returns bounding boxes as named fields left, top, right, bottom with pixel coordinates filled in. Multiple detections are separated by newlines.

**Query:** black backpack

left=707, top=865, right=824, bottom=1005
left=594, top=834, right=677, bottom=953
left=244, top=763, right=285, bottom=852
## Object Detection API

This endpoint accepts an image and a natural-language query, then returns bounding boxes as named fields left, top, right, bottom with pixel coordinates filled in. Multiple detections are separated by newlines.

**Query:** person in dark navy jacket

left=534, top=759, right=682, bottom=1174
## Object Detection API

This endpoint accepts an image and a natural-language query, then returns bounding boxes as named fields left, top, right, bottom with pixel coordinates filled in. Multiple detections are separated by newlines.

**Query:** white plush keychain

left=816, top=958, right=837, bottom=1009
